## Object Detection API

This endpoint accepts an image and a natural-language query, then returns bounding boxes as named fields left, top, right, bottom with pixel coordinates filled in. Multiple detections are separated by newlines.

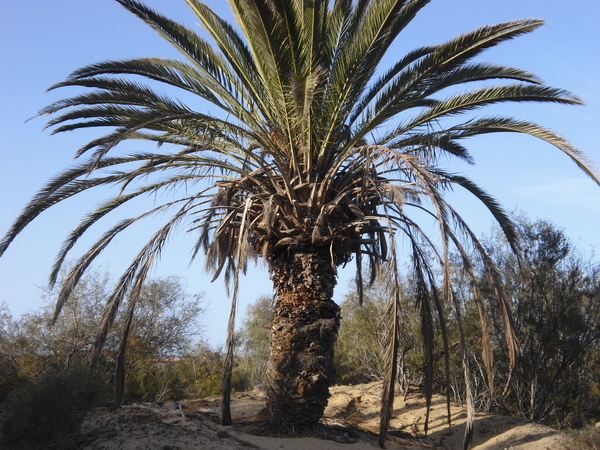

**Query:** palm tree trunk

left=259, top=249, right=340, bottom=436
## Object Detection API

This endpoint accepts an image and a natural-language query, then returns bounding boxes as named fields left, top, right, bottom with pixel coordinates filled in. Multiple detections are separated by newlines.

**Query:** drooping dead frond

left=222, top=197, right=252, bottom=424
left=446, top=203, right=520, bottom=382
left=412, top=238, right=436, bottom=435
left=446, top=230, right=495, bottom=407
left=431, top=270, right=453, bottom=431
left=449, top=287, right=475, bottom=449
left=378, top=227, right=402, bottom=449
left=114, top=292, right=137, bottom=408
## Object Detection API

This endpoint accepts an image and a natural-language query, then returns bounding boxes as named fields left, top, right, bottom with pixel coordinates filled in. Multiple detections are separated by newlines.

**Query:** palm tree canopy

left=1, top=0, right=599, bottom=446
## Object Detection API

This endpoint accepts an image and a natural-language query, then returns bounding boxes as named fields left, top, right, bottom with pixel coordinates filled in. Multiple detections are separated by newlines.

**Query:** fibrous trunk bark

left=257, top=250, right=340, bottom=436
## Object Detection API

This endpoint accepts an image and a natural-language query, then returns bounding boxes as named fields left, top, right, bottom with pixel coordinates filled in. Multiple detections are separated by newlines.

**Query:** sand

left=80, top=382, right=572, bottom=450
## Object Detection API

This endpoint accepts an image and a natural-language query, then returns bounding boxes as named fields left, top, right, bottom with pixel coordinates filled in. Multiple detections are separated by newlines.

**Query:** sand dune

left=80, top=382, right=571, bottom=449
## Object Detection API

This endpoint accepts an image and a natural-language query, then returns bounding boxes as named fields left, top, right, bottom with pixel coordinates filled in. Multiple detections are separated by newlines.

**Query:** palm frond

left=449, top=288, right=475, bottom=450
left=448, top=233, right=495, bottom=407
left=416, top=19, right=545, bottom=76
left=445, top=204, right=520, bottom=377
left=52, top=217, right=139, bottom=324
left=325, top=0, right=430, bottom=154
left=0, top=155, right=146, bottom=259
left=447, top=117, right=600, bottom=185
left=443, top=172, right=519, bottom=252
left=347, top=45, right=435, bottom=126
left=411, top=233, right=436, bottom=434
left=91, top=201, right=193, bottom=368
left=381, top=84, right=582, bottom=144
left=185, top=0, right=270, bottom=118
left=49, top=186, right=200, bottom=290
left=226, top=0, right=290, bottom=124
left=379, top=228, right=402, bottom=448
left=351, top=18, right=546, bottom=137
left=221, top=197, right=252, bottom=424
left=116, top=0, right=237, bottom=85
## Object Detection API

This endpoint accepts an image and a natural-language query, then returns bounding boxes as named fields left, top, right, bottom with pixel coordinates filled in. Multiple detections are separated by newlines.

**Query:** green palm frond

left=442, top=172, right=519, bottom=249
left=347, top=45, right=436, bottom=126
left=185, top=1, right=267, bottom=111
left=449, top=117, right=600, bottom=184
left=325, top=0, right=430, bottom=153
left=91, top=200, right=194, bottom=365
left=413, top=84, right=579, bottom=123
left=226, top=0, right=291, bottom=120
left=417, top=19, right=545, bottom=73
left=379, top=84, right=581, bottom=145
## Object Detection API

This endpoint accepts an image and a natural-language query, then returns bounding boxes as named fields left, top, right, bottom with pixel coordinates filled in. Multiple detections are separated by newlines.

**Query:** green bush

left=0, top=366, right=107, bottom=450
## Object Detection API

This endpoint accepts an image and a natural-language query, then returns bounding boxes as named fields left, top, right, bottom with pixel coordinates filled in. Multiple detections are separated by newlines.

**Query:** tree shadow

left=426, top=413, right=561, bottom=449
left=325, top=387, right=563, bottom=449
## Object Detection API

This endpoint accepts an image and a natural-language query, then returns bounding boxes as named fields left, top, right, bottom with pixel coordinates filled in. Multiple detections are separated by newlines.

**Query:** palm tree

left=1, top=0, right=599, bottom=446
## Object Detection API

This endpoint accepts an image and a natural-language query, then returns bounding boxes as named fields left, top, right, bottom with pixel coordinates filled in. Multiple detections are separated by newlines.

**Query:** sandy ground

left=80, top=382, right=572, bottom=450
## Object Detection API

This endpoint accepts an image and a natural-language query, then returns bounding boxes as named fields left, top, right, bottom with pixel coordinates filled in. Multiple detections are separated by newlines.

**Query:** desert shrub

left=0, top=355, right=21, bottom=404
left=179, top=344, right=238, bottom=398
left=0, top=366, right=106, bottom=450
left=121, top=343, right=233, bottom=402
left=335, top=294, right=388, bottom=384
left=335, top=265, right=422, bottom=386
left=564, top=425, right=600, bottom=450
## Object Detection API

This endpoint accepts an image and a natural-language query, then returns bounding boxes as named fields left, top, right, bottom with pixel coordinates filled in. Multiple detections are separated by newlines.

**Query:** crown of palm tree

left=1, top=0, right=599, bottom=447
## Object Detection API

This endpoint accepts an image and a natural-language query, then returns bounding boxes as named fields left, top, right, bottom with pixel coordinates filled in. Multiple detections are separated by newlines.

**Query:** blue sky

left=1, top=0, right=599, bottom=346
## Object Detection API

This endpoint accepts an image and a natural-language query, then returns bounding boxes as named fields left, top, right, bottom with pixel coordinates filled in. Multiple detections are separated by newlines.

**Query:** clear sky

left=1, top=0, right=599, bottom=347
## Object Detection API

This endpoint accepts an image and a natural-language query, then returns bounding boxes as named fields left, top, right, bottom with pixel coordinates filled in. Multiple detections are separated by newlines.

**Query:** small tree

left=120, top=276, right=206, bottom=402
left=16, top=270, right=110, bottom=378
left=0, top=270, right=207, bottom=404
left=479, top=217, right=600, bottom=427
left=235, top=296, right=275, bottom=390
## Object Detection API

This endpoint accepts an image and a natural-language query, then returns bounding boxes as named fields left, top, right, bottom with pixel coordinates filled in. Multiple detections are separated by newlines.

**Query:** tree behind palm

left=480, top=217, right=600, bottom=427
left=1, top=0, right=599, bottom=446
